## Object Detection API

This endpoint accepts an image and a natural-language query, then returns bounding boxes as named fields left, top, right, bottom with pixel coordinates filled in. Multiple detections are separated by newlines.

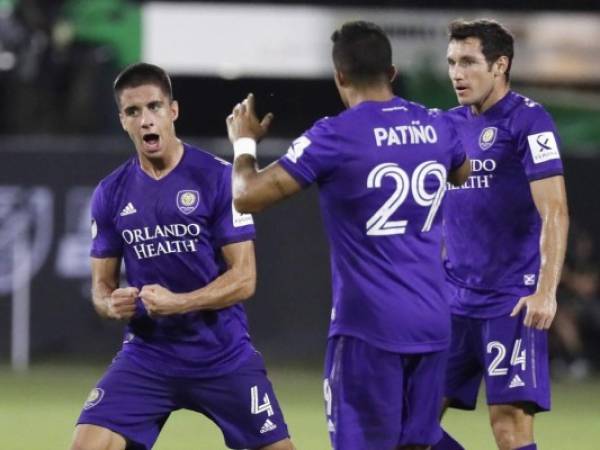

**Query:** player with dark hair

left=226, top=21, right=470, bottom=450
left=69, top=62, right=294, bottom=450
left=432, top=19, right=569, bottom=450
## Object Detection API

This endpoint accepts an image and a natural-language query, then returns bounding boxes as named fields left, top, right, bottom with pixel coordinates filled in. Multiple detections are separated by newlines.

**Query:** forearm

left=536, top=206, right=569, bottom=296
left=180, top=266, right=255, bottom=312
left=92, top=280, right=117, bottom=319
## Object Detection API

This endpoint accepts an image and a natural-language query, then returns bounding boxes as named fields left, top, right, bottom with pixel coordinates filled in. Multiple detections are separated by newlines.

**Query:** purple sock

left=515, top=445, right=537, bottom=450
left=431, top=429, right=465, bottom=450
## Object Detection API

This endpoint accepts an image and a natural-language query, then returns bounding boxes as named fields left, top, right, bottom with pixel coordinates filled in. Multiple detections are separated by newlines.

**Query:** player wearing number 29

left=69, top=63, right=294, bottom=450
left=226, top=22, right=470, bottom=450
left=432, top=20, right=569, bottom=450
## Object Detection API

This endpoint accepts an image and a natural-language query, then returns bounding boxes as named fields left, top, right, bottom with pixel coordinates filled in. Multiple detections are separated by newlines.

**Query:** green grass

left=0, top=365, right=599, bottom=449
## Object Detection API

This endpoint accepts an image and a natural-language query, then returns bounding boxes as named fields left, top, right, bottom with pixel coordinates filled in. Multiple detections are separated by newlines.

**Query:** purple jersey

left=278, top=97, right=466, bottom=353
left=91, top=144, right=256, bottom=377
left=443, top=91, right=564, bottom=318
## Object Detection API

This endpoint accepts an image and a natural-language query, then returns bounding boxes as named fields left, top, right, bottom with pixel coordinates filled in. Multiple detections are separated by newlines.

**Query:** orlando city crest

left=177, top=190, right=200, bottom=214
left=84, top=387, right=105, bottom=410
left=478, top=127, right=497, bottom=150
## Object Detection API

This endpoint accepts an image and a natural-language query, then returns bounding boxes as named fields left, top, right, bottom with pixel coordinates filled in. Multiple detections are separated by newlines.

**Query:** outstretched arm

left=511, top=175, right=569, bottom=329
left=226, top=93, right=302, bottom=213
left=140, top=240, right=257, bottom=316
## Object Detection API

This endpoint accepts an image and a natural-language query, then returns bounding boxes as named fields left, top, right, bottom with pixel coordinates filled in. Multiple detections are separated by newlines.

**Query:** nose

left=450, top=66, right=464, bottom=82
left=140, top=108, right=154, bottom=128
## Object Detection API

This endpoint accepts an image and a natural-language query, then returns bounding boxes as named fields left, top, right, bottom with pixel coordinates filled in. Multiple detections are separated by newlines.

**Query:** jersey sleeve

left=277, top=117, right=339, bottom=187
left=210, top=166, right=256, bottom=248
left=515, top=105, right=564, bottom=181
left=90, top=183, right=123, bottom=258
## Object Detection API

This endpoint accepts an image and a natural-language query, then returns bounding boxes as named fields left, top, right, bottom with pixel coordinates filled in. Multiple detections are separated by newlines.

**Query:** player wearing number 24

left=226, top=22, right=470, bottom=450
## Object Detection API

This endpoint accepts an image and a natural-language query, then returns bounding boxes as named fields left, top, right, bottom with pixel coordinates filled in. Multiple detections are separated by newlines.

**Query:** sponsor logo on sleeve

left=285, top=136, right=311, bottom=163
left=177, top=190, right=200, bottom=214
left=232, top=203, right=253, bottom=228
left=523, top=274, right=536, bottom=286
left=527, top=132, right=560, bottom=164
left=479, top=127, right=497, bottom=150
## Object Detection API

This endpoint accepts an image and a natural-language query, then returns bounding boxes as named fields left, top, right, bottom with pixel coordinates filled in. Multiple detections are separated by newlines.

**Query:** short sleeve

left=515, top=105, right=564, bottom=181
left=90, top=183, right=123, bottom=258
left=210, top=166, right=255, bottom=248
left=277, top=118, right=339, bottom=187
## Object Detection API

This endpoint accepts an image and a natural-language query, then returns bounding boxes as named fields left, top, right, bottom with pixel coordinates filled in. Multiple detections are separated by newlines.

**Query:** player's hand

left=108, top=287, right=139, bottom=320
left=226, top=93, right=274, bottom=143
left=139, top=284, right=187, bottom=317
left=510, top=291, right=557, bottom=330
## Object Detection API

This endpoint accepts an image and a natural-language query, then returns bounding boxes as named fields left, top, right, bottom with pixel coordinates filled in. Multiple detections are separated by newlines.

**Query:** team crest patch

left=177, top=190, right=200, bottom=214
left=84, top=388, right=104, bottom=410
left=479, top=127, right=497, bottom=150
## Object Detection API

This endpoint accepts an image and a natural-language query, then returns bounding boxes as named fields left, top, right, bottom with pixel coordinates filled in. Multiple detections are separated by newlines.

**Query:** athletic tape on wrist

left=233, top=138, right=257, bottom=159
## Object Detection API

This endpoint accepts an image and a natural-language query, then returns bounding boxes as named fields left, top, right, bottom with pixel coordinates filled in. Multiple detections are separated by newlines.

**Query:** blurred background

left=1, top=1, right=599, bottom=449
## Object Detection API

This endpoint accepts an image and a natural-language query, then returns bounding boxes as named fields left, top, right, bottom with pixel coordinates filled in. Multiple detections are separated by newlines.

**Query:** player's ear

left=494, top=56, right=509, bottom=78
left=334, top=69, right=347, bottom=87
left=118, top=112, right=127, bottom=131
left=170, top=100, right=179, bottom=122
left=388, top=65, right=398, bottom=83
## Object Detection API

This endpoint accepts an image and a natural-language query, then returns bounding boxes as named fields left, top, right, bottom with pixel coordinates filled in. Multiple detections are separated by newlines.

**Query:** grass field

left=1, top=365, right=599, bottom=449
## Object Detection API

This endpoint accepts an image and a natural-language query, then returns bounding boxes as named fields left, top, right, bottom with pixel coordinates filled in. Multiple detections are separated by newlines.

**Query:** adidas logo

left=509, top=374, right=525, bottom=388
left=120, top=202, right=137, bottom=216
left=260, top=419, right=277, bottom=434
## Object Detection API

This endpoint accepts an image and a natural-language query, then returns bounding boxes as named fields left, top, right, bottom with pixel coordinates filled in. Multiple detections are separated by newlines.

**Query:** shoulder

left=184, top=143, right=232, bottom=171
left=507, top=91, right=555, bottom=128
left=443, top=105, right=469, bottom=124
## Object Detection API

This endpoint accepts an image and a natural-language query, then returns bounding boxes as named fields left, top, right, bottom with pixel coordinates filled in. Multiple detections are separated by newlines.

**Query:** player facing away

left=69, top=63, right=294, bottom=450
left=226, top=22, right=471, bottom=450
left=432, top=20, right=569, bottom=450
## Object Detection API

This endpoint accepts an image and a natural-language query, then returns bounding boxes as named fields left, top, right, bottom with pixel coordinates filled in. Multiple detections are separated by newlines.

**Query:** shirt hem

left=328, top=329, right=449, bottom=354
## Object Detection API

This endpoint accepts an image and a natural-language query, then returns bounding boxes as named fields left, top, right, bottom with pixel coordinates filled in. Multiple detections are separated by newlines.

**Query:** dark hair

left=113, top=62, right=173, bottom=106
left=331, top=21, right=392, bottom=85
left=449, top=19, right=514, bottom=81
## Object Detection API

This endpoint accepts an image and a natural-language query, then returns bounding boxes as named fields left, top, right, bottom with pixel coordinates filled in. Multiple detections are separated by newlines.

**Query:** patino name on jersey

left=373, top=121, right=438, bottom=147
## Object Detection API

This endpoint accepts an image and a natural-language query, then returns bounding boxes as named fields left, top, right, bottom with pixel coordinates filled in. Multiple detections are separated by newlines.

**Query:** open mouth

left=142, top=133, right=160, bottom=151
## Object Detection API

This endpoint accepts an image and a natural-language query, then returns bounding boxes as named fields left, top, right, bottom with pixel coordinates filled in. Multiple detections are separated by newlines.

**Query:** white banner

left=143, top=3, right=600, bottom=83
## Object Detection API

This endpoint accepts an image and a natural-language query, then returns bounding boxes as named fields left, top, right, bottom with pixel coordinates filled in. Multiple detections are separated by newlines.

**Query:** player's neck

left=345, top=86, right=394, bottom=108
left=139, top=139, right=184, bottom=180
left=471, top=83, right=510, bottom=115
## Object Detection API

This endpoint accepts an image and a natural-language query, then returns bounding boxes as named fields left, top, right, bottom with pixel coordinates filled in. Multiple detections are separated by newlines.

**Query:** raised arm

left=140, top=240, right=257, bottom=315
left=91, top=256, right=138, bottom=320
left=226, top=94, right=301, bottom=213
left=511, top=175, right=569, bottom=329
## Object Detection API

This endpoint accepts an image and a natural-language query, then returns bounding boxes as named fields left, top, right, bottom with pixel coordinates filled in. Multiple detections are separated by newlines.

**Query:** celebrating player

left=433, top=20, right=569, bottom=450
left=70, top=63, right=294, bottom=450
left=226, top=21, right=470, bottom=450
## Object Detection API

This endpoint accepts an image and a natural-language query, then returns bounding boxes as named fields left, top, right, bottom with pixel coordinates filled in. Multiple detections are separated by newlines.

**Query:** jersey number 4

left=251, top=385, right=274, bottom=417
left=366, top=161, right=447, bottom=235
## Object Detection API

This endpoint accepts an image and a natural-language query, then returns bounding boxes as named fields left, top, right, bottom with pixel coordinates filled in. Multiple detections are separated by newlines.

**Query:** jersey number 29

left=366, top=161, right=447, bottom=235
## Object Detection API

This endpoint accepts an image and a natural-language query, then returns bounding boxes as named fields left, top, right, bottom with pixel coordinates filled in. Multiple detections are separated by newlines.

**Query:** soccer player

left=434, top=20, right=569, bottom=450
left=226, top=22, right=471, bottom=450
left=69, top=63, right=294, bottom=450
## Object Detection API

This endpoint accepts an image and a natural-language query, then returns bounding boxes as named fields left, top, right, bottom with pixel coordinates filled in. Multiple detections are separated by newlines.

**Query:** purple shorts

left=445, top=310, right=551, bottom=412
left=324, top=335, right=446, bottom=450
left=77, top=351, right=289, bottom=449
